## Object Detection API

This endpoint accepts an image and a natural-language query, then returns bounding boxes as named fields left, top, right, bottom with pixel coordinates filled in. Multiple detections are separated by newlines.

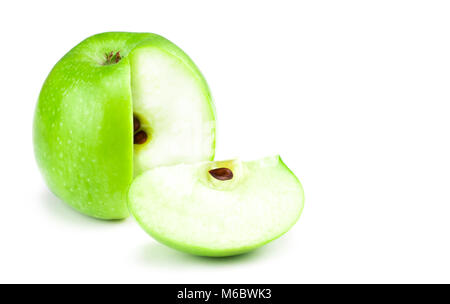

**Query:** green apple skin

left=33, top=32, right=216, bottom=219
left=128, top=156, right=305, bottom=257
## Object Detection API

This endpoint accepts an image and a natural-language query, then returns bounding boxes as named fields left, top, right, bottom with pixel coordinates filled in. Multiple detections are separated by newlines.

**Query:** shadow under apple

left=135, top=234, right=293, bottom=268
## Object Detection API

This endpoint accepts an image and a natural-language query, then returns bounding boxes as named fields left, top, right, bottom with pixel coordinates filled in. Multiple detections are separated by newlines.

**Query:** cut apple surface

left=128, top=156, right=304, bottom=257
left=130, top=46, right=215, bottom=175
left=33, top=32, right=215, bottom=219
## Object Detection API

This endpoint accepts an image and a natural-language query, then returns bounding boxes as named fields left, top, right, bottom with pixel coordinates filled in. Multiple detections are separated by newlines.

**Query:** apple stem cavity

left=209, top=168, right=233, bottom=181
left=103, top=51, right=122, bottom=65
left=134, top=130, right=148, bottom=145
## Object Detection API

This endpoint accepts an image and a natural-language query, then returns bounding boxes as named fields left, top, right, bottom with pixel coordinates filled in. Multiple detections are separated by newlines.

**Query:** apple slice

left=128, top=156, right=304, bottom=257
left=33, top=32, right=215, bottom=219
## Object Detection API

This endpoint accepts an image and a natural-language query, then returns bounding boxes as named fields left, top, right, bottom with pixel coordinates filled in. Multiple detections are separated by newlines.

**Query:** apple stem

left=104, top=51, right=122, bottom=65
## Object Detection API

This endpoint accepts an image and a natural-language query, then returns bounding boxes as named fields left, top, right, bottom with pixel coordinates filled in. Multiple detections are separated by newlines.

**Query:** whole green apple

left=34, top=32, right=216, bottom=219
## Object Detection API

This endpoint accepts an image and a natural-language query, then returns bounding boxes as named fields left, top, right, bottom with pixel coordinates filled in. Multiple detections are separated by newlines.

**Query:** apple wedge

left=33, top=32, right=216, bottom=219
left=128, top=156, right=304, bottom=257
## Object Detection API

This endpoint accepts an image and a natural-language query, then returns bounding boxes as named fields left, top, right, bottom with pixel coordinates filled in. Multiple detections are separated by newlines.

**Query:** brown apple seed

left=133, top=116, right=140, bottom=132
left=209, top=168, right=233, bottom=181
left=134, top=130, right=148, bottom=144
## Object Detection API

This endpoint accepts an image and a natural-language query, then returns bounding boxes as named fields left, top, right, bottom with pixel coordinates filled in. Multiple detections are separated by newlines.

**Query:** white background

left=1, top=0, right=450, bottom=283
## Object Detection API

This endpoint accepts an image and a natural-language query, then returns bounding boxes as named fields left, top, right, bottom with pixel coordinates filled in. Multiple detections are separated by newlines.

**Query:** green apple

left=128, top=155, right=304, bottom=257
left=33, top=32, right=216, bottom=219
